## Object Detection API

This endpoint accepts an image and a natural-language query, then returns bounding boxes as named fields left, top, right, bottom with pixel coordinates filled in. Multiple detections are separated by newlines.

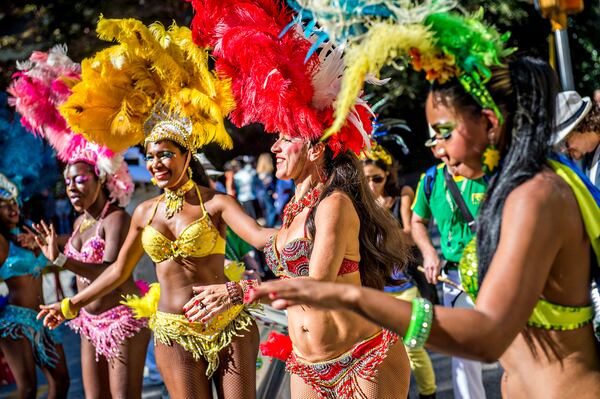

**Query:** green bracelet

left=403, top=297, right=433, bottom=349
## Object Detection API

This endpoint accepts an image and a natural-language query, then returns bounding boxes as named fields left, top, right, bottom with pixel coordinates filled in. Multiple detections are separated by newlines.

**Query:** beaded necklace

left=164, top=178, right=195, bottom=219
left=282, top=186, right=321, bottom=228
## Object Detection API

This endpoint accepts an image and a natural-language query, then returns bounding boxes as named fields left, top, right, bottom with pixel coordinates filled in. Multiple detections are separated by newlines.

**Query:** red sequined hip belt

left=286, top=329, right=399, bottom=399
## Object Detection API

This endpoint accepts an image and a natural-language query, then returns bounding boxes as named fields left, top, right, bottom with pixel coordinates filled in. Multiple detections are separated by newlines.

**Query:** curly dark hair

left=577, top=101, right=600, bottom=133
left=431, top=57, right=559, bottom=284
left=306, top=149, right=410, bottom=290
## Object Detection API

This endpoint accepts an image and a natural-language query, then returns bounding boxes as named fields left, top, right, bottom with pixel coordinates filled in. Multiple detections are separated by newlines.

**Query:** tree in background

left=1, top=0, right=598, bottom=172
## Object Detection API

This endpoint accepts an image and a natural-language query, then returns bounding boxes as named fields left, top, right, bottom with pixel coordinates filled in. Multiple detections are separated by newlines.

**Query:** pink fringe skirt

left=68, top=304, right=148, bottom=361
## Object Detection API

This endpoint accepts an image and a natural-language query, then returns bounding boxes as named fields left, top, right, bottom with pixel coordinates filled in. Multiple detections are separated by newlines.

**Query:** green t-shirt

left=412, top=164, right=488, bottom=262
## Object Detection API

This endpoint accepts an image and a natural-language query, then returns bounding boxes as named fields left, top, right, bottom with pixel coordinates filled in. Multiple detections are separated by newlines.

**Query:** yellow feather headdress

left=60, top=17, right=235, bottom=153
left=361, top=142, right=393, bottom=167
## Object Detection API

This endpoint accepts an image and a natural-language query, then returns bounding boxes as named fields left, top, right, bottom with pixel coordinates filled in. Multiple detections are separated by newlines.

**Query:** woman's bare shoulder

left=506, top=170, right=573, bottom=211
left=131, top=196, right=162, bottom=224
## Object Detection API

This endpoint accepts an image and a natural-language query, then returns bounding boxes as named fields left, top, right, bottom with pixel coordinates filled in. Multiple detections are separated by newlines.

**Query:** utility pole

left=535, top=0, right=584, bottom=90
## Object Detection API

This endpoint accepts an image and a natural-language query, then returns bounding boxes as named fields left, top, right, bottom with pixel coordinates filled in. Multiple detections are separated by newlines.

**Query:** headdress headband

left=361, top=142, right=393, bottom=167
left=0, top=173, right=18, bottom=202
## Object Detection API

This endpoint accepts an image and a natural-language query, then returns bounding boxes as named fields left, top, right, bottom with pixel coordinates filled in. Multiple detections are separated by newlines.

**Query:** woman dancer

left=362, top=145, right=437, bottom=398
left=9, top=45, right=150, bottom=399
left=250, top=56, right=600, bottom=398
left=37, top=19, right=259, bottom=399
left=186, top=1, right=412, bottom=397
left=0, top=174, right=69, bottom=399
left=362, top=145, right=414, bottom=243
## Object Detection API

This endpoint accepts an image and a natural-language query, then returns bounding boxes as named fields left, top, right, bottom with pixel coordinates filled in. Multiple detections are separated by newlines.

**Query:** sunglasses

left=366, top=175, right=386, bottom=184
left=65, top=174, right=92, bottom=186
left=425, top=122, right=457, bottom=147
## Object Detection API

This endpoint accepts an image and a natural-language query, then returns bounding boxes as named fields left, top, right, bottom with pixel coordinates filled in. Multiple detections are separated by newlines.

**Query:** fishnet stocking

left=290, top=339, right=410, bottom=399
left=155, top=341, right=213, bottom=399
left=155, top=321, right=260, bottom=399
left=214, top=320, right=260, bottom=399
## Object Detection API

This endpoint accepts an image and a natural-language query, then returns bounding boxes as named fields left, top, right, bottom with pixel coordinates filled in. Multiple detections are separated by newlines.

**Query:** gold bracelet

left=60, top=297, right=79, bottom=320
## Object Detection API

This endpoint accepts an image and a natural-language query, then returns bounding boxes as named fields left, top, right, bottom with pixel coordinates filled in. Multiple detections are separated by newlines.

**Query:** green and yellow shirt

left=412, top=164, right=487, bottom=263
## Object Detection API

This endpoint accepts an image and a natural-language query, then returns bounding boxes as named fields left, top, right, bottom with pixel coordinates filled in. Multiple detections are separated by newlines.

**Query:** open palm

left=29, top=221, right=59, bottom=262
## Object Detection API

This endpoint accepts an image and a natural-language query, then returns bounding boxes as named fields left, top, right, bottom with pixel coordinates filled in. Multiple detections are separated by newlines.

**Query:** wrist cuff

left=53, top=253, right=67, bottom=267
left=60, top=297, right=78, bottom=319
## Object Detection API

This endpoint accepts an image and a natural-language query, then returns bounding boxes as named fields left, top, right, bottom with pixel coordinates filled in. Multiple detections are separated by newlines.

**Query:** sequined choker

left=164, top=179, right=195, bottom=219
left=282, top=186, right=321, bottom=228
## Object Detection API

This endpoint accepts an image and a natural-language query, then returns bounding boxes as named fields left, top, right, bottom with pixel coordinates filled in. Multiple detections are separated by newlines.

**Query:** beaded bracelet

left=60, top=297, right=79, bottom=320
left=239, top=280, right=258, bottom=302
left=225, top=281, right=243, bottom=305
left=403, top=297, right=433, bottom=349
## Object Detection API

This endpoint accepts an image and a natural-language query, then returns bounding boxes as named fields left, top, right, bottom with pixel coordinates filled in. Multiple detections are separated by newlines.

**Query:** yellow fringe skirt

left=122, top=283, right=254, bottom=377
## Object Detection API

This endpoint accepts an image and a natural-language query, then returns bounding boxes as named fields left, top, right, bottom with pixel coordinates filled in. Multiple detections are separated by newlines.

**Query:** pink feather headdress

left=7, top=45, right=133, bottom=206
left=188, top=0, right=374, bottom=157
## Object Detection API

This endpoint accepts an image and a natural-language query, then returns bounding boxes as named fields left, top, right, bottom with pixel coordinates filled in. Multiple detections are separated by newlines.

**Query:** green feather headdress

left=299, top=3, right=516, bottom=137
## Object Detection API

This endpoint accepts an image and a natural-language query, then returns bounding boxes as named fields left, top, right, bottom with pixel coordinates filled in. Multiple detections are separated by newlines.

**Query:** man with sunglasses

left=410, top=125, right=488, bottom=399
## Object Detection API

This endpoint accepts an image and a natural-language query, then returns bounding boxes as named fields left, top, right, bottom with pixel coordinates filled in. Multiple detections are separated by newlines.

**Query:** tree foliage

left=0, top=0, right=598, bottom=171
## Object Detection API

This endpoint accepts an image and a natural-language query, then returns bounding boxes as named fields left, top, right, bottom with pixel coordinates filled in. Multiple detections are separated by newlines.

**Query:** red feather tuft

left=259, top=331, right=293, bottom=362
left=188, top=0, right=373, bottom=154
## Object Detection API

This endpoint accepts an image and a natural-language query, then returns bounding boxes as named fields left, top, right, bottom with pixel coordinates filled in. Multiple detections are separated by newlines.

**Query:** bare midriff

left=79, top=275, right=140, bottom=314
left=287, top=272, right=381, bottom=362
left=5, top=275, right=44, bottom=310
left=500, top=326, right=600, bottom=398
left=155, top=253, right=227, bottom=314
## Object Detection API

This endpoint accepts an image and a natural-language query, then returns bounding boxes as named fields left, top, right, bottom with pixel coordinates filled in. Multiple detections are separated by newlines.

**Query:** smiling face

left=363, top=163, right=387, bottom=198
left=145, top=140, right=189, bottom=189
left=425, top=92, right=490, bottom=179
left=64, top=162, right=102, bottom=213
left=270, top=134, right=310, bottom=180
left=0, top=198, right=20, bottom=228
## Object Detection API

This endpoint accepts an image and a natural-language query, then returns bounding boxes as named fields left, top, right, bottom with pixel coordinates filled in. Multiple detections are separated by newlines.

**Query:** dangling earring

left=187, top=167, right=193, bottom=180
left=481, top=144, right=500, bottom=176
left=151, top=177, right=157, bottom=186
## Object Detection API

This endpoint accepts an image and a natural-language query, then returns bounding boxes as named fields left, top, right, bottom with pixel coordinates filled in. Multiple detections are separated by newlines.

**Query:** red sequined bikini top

left=264, top=234, right=359, bottom=279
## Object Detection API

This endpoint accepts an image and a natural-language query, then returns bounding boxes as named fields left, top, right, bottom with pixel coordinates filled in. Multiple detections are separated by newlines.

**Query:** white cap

left=552, top=91, right=592, bottom=145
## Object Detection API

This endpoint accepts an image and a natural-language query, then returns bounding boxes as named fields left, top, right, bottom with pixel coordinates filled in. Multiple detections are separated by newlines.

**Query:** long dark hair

left=362, top=158, right=402, bottom=197
left=167, top=141, right=211, bottom=188
left=431, top=57, right=558, bottom=283
left=306, top=148, right=409, bottom=290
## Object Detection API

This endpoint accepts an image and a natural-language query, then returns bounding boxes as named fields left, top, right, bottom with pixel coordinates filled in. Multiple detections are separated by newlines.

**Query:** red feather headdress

left=188, top=0, right=374, bottom=156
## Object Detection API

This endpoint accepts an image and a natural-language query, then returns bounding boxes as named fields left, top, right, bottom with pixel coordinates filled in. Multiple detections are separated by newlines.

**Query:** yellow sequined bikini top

left=141, top=185, right=226, bottom=263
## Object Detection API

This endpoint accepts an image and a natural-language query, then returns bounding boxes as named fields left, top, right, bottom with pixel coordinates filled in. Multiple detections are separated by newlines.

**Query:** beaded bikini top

left=459, top=238, right=593, bottom=331
left=0, top=228, right=48, bottom=281
left=458, top=157, right=600, bottom=331
left=141, top=184, right=225, bottom=263
left=64, top=202, right=110, bottom=265
left=264, top=234, right=359, bottom=279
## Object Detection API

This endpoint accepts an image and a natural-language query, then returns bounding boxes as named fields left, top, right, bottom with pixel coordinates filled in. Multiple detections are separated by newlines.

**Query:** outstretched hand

left=29, top=221, right=59, bottom=262
left=37, top=302, right=66, bottom=330
left=183, top=283, right=232, bottom=323
left=245, top=278, right=355, bottom=311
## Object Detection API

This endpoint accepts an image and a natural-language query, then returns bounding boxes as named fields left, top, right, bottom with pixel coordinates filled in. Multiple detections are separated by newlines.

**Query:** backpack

left=423, top=164, right=438, bottom=201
